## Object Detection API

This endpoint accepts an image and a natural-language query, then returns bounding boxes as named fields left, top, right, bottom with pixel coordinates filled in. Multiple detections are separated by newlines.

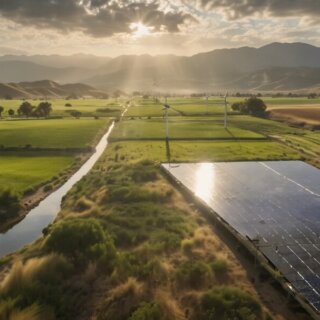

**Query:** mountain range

left=0, top=43, right=319, bottom=93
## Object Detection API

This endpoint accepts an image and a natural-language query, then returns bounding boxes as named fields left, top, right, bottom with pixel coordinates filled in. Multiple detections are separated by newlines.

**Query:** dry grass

left=155, top=290, right=186, bottom=320
left=9, top=304, right=54, bottom=320
left=95, top=277, right=146, bottom=320
left=270, top=107, right=320, bottom=125
left=0, top=254, right=70, bottom=295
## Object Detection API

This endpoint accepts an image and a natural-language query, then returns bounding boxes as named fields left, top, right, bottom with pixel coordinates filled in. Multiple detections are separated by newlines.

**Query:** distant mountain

left=1, top=43, right=320, bottom=92
left=0, top=80, right=107, bottom=98
left=229, top=67, right=320, bottom=91
left=0, top=54, right=111, bottom=69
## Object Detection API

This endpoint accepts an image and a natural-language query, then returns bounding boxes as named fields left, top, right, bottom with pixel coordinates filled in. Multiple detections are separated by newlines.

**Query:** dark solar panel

left=162, top=161, right=320, bottom=312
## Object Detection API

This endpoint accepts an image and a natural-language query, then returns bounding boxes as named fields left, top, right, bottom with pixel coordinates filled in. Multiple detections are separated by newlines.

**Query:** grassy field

left=126, top=96, right=320, bottom=119
left=102, top=140, right=299, bottom=164
left=0, top=118, right=109, bottom=148
left=0, top=155, right=75, bottom=194
left=0, top=98, right=122, bottom=117
left=126, top=98, right=229, bottom=117
left=111, top=118, right=265, bottom=140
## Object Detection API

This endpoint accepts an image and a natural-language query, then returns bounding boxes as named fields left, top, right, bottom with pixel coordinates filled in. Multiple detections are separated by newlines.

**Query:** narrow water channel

left=0, top=122, right=115, bottom=257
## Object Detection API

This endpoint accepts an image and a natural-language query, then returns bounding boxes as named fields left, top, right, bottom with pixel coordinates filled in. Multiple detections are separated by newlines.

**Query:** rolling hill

left=0, top=80, right=107, bottom=98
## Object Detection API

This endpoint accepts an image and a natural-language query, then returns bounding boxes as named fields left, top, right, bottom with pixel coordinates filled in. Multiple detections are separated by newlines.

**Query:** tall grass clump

left=175, top=261, right=212, bottom=290
left=96, top=278, right=146, bottom=320
left=128, top=302, right=162, bottom=320
left=44, top=218, right=117, bottom=270
left=199, top=286, right=262, bottom=320
left=0, top=189, right=20, bottom=221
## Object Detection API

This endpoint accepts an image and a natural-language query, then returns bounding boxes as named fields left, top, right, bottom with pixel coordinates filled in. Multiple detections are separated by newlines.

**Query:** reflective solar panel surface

left=162, top=161, right=320, bottom=312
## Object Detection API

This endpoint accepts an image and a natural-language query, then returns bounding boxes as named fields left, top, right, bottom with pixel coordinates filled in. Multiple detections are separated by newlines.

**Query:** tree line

left=0, top=101, right=52, bottom=118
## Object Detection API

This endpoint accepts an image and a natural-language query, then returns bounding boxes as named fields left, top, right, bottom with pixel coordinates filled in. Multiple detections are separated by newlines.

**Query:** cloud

left=0, top=0, right=195, bottom=37
left=199, top=0, right=320, bottom=23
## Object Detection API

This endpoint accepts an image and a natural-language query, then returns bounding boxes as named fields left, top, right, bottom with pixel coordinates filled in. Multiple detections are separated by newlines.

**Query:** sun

left=130, top=22, right=152, bottom=38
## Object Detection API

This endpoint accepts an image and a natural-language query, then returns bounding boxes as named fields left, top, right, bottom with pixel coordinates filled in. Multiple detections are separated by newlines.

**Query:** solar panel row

left=162, top=161, right=320, bottom=312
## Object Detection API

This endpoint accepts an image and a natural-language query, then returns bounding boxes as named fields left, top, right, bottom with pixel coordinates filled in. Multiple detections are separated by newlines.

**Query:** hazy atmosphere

left=0, top=0, right=320, bottom=56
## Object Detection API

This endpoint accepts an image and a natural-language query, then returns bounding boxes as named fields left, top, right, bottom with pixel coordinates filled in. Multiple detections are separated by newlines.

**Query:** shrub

left=175, top=261, right=212, bottom=290
left=200, top=286, right=262, bottom=320
left=0, top=189, right=20, bottom=221
left=210, top=259, right=229, bottom=276
left=43, top=184, right=53, bottom=192
left=130, top=162, right=158, bottom=182
left=181, top=239, right=194, bottom=254
left=129, top=302, right=162, bottom=320
left=45, top=218, right=116, bottom=269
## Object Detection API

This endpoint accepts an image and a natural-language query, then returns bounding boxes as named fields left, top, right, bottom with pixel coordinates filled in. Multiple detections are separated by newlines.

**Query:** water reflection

left=194, top=163, right=215, bottom=203
left=0, top=122, right=114, bottom=258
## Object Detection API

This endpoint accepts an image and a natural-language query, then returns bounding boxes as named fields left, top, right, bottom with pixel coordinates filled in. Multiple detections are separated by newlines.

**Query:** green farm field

left=0, top=98, right=122, bottom=117
left=0, top=118, right=110, bottom=148
left=0, top=155, right=75, bottom=194
left=104, top=140, right=299, bottom=163
left=126, top=96, right=320, bottom=118
left=111, top=118, right=265, bottom=140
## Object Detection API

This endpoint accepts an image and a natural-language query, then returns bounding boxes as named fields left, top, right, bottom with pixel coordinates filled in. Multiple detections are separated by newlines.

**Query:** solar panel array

left=162, top=161, right=320, bottom=312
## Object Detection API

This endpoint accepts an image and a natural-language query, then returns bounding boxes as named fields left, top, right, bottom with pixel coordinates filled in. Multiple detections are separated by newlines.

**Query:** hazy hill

left=1, top=43, right=319, bottom=92
left=0, top=80, right=106, bottom=98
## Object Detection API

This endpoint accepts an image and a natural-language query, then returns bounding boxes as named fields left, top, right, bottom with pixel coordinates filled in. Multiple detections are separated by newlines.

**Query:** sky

left=0, top=0, right=319, bottom=57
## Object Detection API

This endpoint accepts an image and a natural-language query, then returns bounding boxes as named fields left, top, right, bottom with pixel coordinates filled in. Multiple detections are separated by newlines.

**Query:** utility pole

left=224, top=92, right=228, bottom=129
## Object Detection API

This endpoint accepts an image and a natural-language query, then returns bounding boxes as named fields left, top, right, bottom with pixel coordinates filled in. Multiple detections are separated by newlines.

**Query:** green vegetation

left=0, top=98, right=122, bottom=118
left=0, top=189, right=20, bottom=222
left=0, top=155, right=75, bottom=194
left=106, top=140, right=299, bottom=163
left=129, top=302, right=162, bottom=320
left=200, top=286, right=262, bottom=320
left=112, top=118, right=265, bottom=140
left=231, top=97, right=267, bottom=115
left=45, top=219, right=116, bottom=270
left=0, top=118, right=109, bottom=149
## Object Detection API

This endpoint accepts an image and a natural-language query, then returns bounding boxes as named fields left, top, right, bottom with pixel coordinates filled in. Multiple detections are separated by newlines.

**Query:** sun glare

left=130, top=22, right=152, bottom=38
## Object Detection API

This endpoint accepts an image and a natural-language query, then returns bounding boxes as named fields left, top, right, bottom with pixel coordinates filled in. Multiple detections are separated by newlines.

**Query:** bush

left=45, top=218, right=116, bottom=269
left=0, top=189, right=20, bottom=221
left=175, top=261, right=212, bottom=290
left=200, top=286, right=262, bottom=320
left=129, top=302, right=162, bottom=320
left=210, top=259, right=229, bottom=276
left=181, top=239, right=194, bottom=254
left=130, top=162, right=158, bottom=183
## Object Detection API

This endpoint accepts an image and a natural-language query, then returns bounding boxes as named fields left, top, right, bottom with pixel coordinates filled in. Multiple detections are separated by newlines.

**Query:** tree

left=246, top=97, right=267, bottom=115
left=70, top=110, right=82, bottom=119
left=35, top=102, right=52, bottom=117
left=8, top=109, right=15, bottom=117
left=231, top=97, right=267, bottom=116
left=18, top=101, right=34, bottom=117
left=308, top=93, right=317, bottom=99
left=0, top=106, right=4, bottom=118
